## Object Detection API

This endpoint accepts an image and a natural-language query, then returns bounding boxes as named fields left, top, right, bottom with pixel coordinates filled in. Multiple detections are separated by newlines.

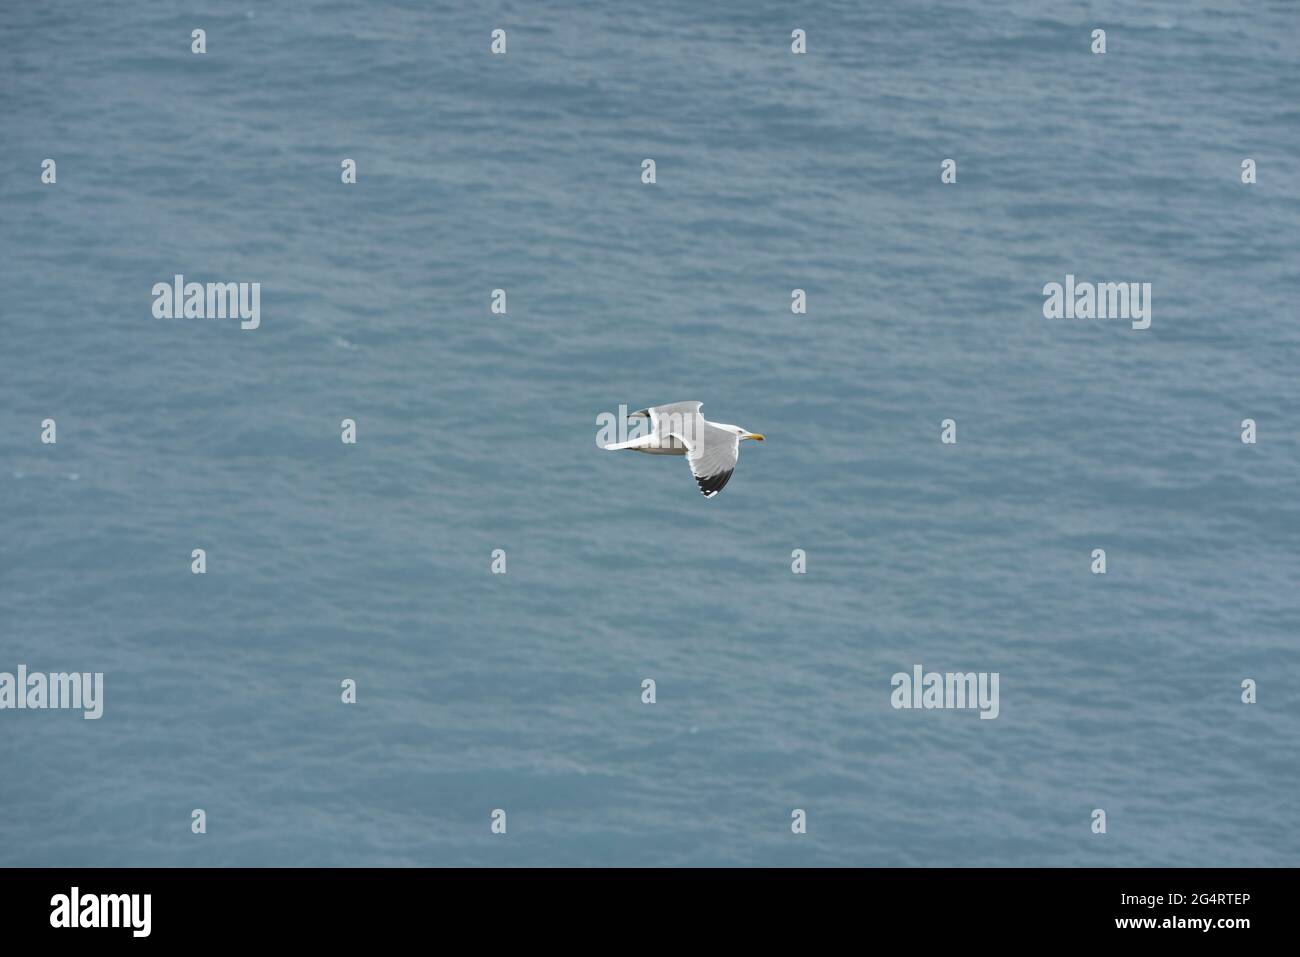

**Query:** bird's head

left=723, top=423, right=765, bottom=442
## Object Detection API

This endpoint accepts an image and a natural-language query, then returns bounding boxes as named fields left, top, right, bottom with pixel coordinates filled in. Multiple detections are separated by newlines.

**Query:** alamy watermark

left=1043, top=274, right=1151, bottom=330
left=0, top=665, right=103, bottom=719
left=594, top=404, right=702, bottom=449
left=152, top=274, right=260, bottom=330
left=50, top=887, right=150, bottom=937
left=890, top=664, right=999, bottom=719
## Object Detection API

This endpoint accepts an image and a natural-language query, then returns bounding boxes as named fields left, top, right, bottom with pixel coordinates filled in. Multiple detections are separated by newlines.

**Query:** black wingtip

left=695, top=469, right=734, bottom=497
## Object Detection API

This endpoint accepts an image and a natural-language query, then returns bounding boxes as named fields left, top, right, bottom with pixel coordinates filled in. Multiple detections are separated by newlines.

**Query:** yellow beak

left=746, top=433, right=765, bottom=442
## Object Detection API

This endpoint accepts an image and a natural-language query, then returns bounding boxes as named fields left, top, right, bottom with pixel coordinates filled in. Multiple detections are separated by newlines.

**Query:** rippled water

left=1, top=0, right=1297, bottom=866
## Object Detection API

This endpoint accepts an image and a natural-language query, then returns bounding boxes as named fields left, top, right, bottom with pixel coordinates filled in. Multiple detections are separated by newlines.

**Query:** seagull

left=603, top=401, right=764, bottom=498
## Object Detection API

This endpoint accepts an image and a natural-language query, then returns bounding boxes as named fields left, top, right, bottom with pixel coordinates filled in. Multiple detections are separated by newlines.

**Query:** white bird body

left=603, top=401, right=764, bottom=497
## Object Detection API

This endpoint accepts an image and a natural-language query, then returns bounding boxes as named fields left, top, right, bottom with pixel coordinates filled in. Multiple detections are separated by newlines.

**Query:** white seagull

left=603, top=401, right=764, bottom=498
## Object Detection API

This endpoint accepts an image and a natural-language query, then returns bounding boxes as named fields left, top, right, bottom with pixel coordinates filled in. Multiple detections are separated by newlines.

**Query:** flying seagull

left=603, top=401, right=764, bottom=498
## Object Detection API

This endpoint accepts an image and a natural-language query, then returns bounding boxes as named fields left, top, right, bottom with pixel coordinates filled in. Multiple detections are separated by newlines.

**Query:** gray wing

left=675, top=421, right=740, bottom=498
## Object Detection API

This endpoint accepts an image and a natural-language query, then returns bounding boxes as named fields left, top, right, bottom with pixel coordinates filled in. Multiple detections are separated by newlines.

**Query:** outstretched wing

left=633, top=401, right=703, bottom=435
left=674, top=421, right=740, bottom=498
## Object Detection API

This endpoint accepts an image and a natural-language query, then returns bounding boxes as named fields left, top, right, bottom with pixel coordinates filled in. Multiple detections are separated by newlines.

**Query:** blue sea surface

left=1, top=0, right=1298, bottom=866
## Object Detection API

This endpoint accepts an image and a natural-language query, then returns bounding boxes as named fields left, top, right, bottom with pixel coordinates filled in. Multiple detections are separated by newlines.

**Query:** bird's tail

left=604, top=433, right=665, bottom=451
